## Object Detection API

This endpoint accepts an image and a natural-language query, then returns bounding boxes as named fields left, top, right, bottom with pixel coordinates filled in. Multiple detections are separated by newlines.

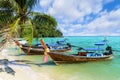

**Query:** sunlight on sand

left=0, top=43, right=50, bottom=80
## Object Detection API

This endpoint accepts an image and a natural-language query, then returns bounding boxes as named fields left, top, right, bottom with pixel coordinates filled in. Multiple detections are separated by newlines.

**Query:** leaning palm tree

left=0, top=0, right=59, bottom=50
left=0, top=0, right=38, bottom=46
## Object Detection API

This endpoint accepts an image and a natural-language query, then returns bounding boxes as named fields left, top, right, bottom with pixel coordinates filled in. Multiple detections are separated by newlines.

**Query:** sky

left=34, top=0, right=120, bottom=36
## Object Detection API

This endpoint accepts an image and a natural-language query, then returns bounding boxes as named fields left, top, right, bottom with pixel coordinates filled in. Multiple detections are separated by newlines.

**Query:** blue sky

left=34, top=0, right=120, bottom=36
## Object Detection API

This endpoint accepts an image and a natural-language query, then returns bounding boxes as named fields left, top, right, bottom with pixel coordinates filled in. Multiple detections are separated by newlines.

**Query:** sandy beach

left=0, top=65, right=50, bottom=80
left=0, top=43, right=50, bottom=80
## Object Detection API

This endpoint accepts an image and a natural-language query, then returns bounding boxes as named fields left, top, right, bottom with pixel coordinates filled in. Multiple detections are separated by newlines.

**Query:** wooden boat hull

left=21, top=47, right=44, bottom=55
left=21, top=46, right=71, bottom=55
left=48, top=52, right=112, bottom=65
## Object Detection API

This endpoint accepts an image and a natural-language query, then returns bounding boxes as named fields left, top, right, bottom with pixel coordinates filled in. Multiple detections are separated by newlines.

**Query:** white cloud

left=47, top=0, right=82, bottom=23
left=46, top=0, right=104, bottom=23
left=78, top=8, right=120, bottom=36
left=61, top=8, right=120, bottom=36
left=38, top=0, right=120, bottom=36
left=39, top=0, right=53, bottom=8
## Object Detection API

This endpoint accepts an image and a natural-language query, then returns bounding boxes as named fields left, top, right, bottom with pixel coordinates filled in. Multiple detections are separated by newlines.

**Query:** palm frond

left=10, top=18, right=20, bottom=37
left=9, top=0, right=39, bottom=16
left=26, top=0, right=38, bottom=11
left=22, top=19, right=33, bottom=45
left=0, top=0, right=14, bottom=26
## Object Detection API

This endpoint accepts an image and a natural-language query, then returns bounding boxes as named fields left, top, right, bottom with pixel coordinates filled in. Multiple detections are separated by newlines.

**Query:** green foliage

left=22, top=20, right=33, bottom=45
left=10, top=18, right=20, bottom=37
left=0, top=0, right=63, bottom=46
left=0, top=0, right=38, bottom=45
left=0, top=0, right=14, bottom=27
left=33, top=13, right=63, bottom=37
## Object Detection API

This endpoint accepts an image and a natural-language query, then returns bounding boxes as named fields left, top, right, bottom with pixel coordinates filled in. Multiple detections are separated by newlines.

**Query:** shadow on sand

left=0, top=59, right=16, bottom=75
left=0, top=59, right=29, bottom=75
left=0, top=59, right=55, bottom=75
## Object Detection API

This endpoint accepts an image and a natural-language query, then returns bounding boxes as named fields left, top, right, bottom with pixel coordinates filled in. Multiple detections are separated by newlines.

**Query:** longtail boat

left=20, top=46, right=44, bottom=55
left=21, top=44, right=71, bottom=55
left=48, top=40, right=113, bottom=65
left=14, top=40, right=71, bottom=55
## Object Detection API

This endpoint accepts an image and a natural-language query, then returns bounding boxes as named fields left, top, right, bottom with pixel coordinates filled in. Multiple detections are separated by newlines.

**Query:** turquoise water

left=9, top=36, right=120, bottom=80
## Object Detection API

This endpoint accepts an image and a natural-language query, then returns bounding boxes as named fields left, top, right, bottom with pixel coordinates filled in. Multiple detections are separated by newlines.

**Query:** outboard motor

left=66, top=43, right=72, bottom=48
left=105, top=46, right=113, bottom=55
left=56, top=41, right=60, bottom=44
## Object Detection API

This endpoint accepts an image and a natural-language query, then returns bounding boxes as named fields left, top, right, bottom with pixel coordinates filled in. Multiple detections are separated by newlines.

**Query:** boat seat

left=87, top=53, right=103, bottom=57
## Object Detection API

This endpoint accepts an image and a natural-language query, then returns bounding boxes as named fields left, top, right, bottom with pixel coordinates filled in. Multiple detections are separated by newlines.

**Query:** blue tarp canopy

left=94, top=42, right=105, bottom=46
left=83, top=48, right=103, bottom=51
left=48, top=44, right=62, bottom=47
left=57, top=40, right=66, bottom=42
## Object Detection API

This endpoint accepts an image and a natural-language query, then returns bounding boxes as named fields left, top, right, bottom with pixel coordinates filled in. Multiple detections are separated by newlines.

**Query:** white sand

left=0, top=43, right=50, bottom=80
left=0, top=65, right=50, bottom=80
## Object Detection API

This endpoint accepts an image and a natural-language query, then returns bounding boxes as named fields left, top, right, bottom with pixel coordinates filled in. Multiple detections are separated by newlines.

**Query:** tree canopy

left=0, top=0, right=63, bottom=45
left=33, top=13, right=62, bottom=37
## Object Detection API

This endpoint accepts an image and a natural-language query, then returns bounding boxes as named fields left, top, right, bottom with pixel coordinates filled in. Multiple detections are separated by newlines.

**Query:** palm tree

left=0, top=0, right=61, bottom=48
left=0, top=0, right=38, bottom=45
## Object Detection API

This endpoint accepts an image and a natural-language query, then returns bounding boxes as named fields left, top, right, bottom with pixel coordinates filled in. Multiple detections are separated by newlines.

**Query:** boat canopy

left=18, top=40, right=27, bottom=44
left=48, top=44, right=62, bottom=47
left=57, top=40, right=66, bottom=43
left=94, top=42, right=105, bottom=46
left=83, top=48, right=103, bottom=51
